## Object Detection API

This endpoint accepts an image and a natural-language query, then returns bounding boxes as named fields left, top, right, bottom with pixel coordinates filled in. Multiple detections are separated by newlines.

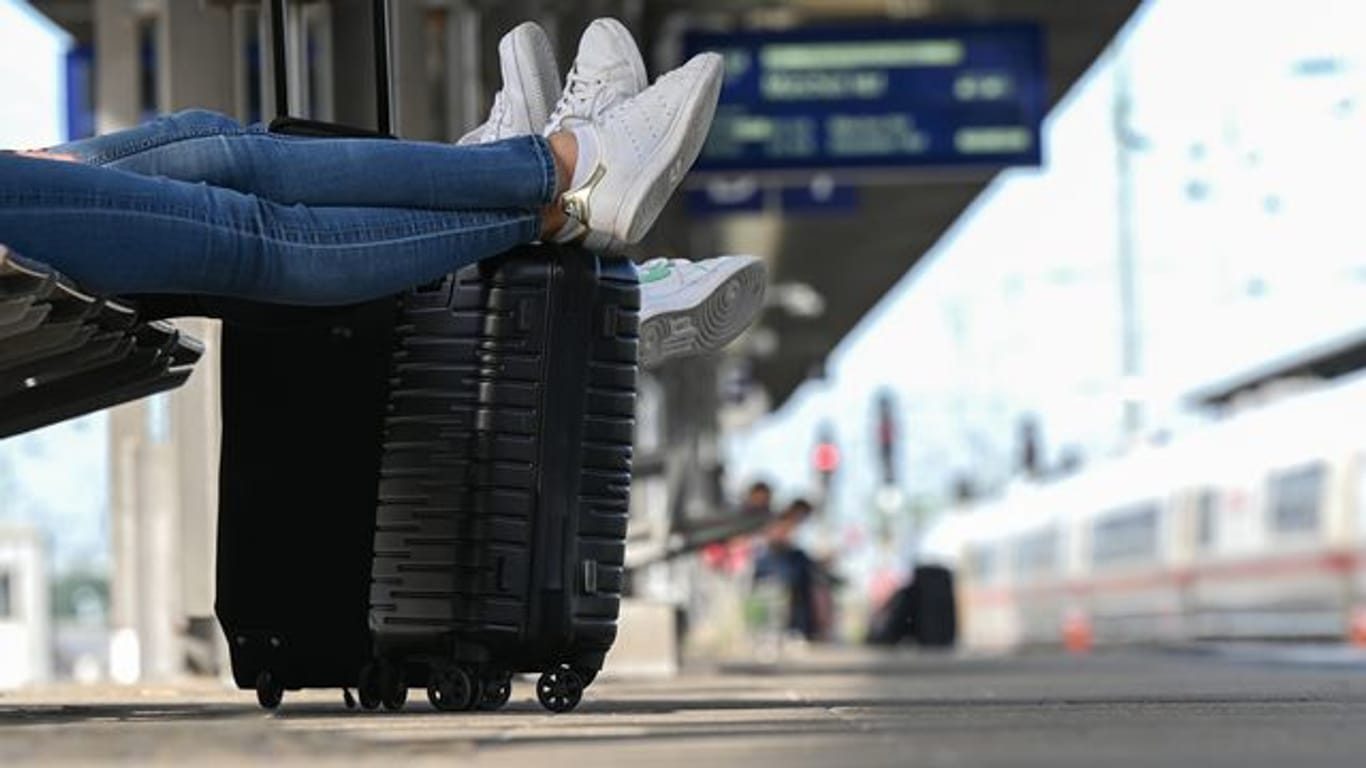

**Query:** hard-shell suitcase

left=368, top=246, right=639, bottom=713
left=215, top=0, right=403, bottom=710
left=215, top=300, right=396, bottom=709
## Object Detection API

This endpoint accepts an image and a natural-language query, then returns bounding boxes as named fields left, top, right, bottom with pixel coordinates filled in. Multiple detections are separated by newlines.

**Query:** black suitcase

left=215, top=0, right=402, bottom=710
left=368, top=246, right=639, bottom=713
left=215, top=300, right=396, bottom=709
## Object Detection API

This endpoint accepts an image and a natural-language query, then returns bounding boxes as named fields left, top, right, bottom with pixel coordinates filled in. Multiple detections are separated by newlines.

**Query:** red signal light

left=814, top=442, right=840, bottom=474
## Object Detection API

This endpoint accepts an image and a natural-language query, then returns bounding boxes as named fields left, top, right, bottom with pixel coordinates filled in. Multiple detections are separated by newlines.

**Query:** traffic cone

left=1350, top=608, right=1366, bottom=649
left=1062, top=610, right=1094, bottom=655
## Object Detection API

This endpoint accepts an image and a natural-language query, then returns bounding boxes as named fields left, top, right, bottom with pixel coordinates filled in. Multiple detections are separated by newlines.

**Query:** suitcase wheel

left=255, top=670, right=284, bottom=711
left=536, top=668, right=584, bottom=714
left=427, top=666, right=475, bottom=712
left=378, top=660, right=408, bottom=711
left=357, top=663, right=383, bottom=711
left=476, top=672, right=513, bottom=711
left=575, top=667, right=599, bottom=688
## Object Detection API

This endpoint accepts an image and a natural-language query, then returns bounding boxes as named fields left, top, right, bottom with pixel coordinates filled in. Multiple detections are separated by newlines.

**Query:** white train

left=935, top=375, right=1366, bottom=650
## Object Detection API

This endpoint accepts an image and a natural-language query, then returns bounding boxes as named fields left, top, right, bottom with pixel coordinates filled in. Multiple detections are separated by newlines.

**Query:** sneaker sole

left=639, top=259, right=767, bottom=369
left=503, top=22, right=560, bottom=131
left=613, top=55, right=724, bottom=244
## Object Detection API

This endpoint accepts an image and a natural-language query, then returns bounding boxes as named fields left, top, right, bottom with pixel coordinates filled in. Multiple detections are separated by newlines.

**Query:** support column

left=102, top=0, right=234, bottom=681
left=159, top=0, right=234, bottom=113
left=92, top=0, right=141, bottom=133
left=159, top=0, right=232, bottom=677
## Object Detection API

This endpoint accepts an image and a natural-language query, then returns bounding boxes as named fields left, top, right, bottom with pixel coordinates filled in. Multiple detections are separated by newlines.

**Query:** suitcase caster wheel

left=536, top=668, right=584, bottom=713
left=476, top=672, right=513, bottom=711
left=358, top=663, right=382, bottom=711
left=574, top=668, right=599, bottom=688
left=378, top=661, right=407, bottom=711
left=255, top=671, right=284, bottom=711
left=427, top=667, right=474, bottom=712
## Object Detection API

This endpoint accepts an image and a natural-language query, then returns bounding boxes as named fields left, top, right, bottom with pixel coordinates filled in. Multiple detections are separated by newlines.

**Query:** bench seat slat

left=0, top=244, right=204, bottom=439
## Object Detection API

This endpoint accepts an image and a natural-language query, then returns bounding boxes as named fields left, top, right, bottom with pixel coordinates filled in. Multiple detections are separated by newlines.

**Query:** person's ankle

left=547, top=131, right=578, bottom=198
left=539, top=203, right=569, bottom=240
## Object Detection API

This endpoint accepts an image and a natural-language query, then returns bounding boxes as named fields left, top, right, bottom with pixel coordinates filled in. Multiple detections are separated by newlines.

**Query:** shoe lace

left=483, top=90, right=509, bottom=139
left=547, top=65, right=604, bottom=133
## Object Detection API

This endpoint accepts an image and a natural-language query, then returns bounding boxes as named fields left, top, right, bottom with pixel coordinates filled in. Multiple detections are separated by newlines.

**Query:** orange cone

left=1062, top=611, right=1094, bottom=654
left=1350, top=608, right=1366, bottom=649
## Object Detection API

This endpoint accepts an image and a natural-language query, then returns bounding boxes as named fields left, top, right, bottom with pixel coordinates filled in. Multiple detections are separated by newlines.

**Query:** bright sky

left=725, top=0, right=1366, bottom=554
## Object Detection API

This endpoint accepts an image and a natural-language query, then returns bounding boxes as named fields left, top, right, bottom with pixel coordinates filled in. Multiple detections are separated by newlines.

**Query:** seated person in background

left=740, top=480, right=774, bottom=519
left=753, top=499, right=818, bottom=640
left=700, top=480, right=776, bottom=574
left=0, top=19, right=764, bottom=369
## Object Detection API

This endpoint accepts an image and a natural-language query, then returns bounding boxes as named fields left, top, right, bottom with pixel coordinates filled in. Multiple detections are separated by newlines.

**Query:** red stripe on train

left=964, top=549, right=1362, bottom=607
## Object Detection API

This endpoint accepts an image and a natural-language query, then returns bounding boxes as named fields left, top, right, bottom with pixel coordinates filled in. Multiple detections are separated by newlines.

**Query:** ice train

left=935, top=375, right=1366, bottom=649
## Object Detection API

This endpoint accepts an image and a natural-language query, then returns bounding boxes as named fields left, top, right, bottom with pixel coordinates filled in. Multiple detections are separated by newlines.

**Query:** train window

left=1014, top=528, right=1058, bottom=578
left=1267, top=463, right=1325, bottom=533
left=1196, top=490, right=1218, bottom=550
left=0, top=570, right=11, bottom=620
left=1091, top=503, right=1160, bottom=566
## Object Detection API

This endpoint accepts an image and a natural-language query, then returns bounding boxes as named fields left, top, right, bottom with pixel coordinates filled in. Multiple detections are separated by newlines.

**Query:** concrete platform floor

left=3, top=647, right=1366, bottom=766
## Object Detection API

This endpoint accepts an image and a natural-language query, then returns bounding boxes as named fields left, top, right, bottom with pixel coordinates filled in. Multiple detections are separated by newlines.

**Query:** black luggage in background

left=909, top=565, right=958, bottom=647
left=369, top=246, right=639, bottom=713
left=865, top=565, right=958, bottom=648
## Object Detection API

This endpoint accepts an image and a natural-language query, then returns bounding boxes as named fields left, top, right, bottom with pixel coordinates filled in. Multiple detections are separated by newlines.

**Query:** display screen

left=684, top=22, right=1046, bottom=174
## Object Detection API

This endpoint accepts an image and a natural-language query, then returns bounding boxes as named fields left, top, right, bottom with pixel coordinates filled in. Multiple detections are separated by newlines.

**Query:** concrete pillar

left=95, top=0, right=154, bottom=678
left=93, top=0, right=141, bottom=133
left=106, top=403, right=142, bottom=681
left=169, top=319, right=223, bottom=665
left=447, top=2, right=483, bottom=141
left=107, top=398, right=184, bottom=681
left=158, top=0, right=234, bottom=113
left=389, top=0, right=484, bottom=142
left=101, top=0, right=233, bottom=680
left=159, top=1, right=232, bottom=677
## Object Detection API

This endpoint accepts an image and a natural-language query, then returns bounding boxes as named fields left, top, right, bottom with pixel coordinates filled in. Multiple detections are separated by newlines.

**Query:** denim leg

left=49, top=109, right=557, bottom=211
left=0, top=153, right=540, bottom=306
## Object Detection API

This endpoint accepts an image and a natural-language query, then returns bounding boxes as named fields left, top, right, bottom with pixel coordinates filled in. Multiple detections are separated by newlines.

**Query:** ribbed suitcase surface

left=370, top=245, right=639, bottom=712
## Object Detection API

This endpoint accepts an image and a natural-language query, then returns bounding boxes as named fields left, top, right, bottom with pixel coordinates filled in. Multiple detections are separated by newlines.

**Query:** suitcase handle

left=268, top=0, right=392, bottom=134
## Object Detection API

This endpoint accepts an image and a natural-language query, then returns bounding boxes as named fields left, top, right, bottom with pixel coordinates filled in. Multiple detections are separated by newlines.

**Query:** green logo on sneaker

left=638, top=260, right=673, bottom=284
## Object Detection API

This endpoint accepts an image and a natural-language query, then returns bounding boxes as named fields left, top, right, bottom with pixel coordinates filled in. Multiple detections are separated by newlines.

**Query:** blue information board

left=684, top=22, right=1046, bottom=174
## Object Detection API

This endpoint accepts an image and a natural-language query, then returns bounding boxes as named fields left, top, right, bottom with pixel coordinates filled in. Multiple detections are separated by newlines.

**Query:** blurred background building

left=3, top=0, right=1366, bottom=685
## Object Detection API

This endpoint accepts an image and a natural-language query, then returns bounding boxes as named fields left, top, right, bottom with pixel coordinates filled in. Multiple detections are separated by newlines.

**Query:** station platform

left=2, top=647, right=1364, bottom=766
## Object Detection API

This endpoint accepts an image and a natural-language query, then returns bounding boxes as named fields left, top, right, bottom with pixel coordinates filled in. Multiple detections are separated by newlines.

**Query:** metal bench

left=0, top=244, right=204, bottom=439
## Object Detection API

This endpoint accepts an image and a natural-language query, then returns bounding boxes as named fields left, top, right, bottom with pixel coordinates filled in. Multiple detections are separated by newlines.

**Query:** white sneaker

left=458, top=22, right=560, bottom=145
left=560, top=53, right=724, bottom=250
left=637, top=255, right=767, bottom=369
left=544, top=17, right=648, bottom=135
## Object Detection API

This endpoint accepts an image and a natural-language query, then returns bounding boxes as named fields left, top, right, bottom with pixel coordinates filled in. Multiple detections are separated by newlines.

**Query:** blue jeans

left=0, top=110, right=556, bottom=305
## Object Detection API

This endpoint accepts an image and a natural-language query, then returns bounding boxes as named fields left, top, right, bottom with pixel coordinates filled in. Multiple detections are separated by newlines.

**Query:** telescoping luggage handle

left=267, top=0, right=394, bottom=137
